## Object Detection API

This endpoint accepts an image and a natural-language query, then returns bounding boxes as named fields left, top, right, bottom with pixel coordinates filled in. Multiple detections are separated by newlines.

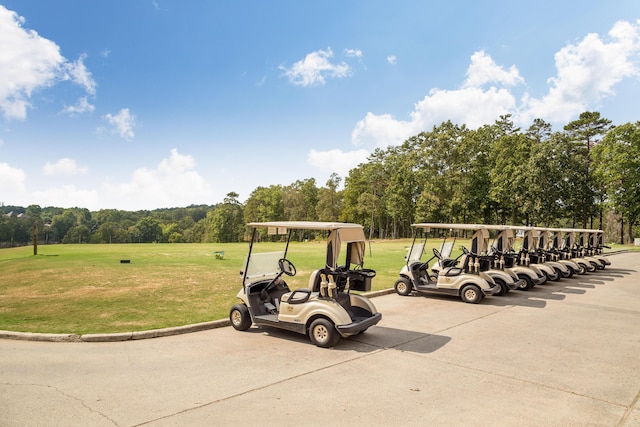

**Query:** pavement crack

left=618, top=387, right=640, bottom=426
left=3, top=382, right=119, bottom=426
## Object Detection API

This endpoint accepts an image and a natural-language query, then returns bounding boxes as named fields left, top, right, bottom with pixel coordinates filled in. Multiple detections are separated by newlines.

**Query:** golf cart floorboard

left=414, top=284, right=459, bottom=296
left=254, top=314, right=305, bottom=334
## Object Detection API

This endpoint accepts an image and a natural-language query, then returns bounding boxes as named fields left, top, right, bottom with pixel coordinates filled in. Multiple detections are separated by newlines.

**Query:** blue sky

left=1, top=1, right=639, bottom=211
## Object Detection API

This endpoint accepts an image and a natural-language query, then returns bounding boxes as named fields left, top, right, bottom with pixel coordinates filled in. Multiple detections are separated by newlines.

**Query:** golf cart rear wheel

left=394, top=277, right=413, bottom=296
left=308, top=318, right=339, bottom=348
left=460, top=285, right=482, bottom=304
left=229, top=304, right=252, bottom=331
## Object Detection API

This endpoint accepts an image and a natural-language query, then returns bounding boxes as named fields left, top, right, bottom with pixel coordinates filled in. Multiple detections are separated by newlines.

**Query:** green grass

left=0, top=240, right=415, bottom=334
left=0, top=240, right=628, bottom=334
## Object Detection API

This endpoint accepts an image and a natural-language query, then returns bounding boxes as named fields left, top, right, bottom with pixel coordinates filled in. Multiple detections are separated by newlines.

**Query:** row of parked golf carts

left=395, top=223, right=611, bottom=304
left=229, top=221, right=610, bottom=347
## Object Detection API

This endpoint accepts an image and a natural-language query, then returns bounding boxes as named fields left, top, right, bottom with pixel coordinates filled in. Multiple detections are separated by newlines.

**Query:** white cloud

left=0, top=6, right=97, bottom=121
left=31, top=185, right=99, bottom=209
left=521, top=19, right=640, bottom=123
left=387, top=55, right=397, bottom=65
left=0, top=6, right=64, bottom=120
left=280, top=47, right=351, bottom=87
left=100, top=148, right=214, bottom=210
left=43, top=158, right=88, bottom=176
left=101, top=49, right=111, bottom=58
left=350, top=19, right=640, bottom=149
left=344, top=48, right=363, bottom=58
left=102, top=108, right=136, bottom=140
left=307, top=148, right=370, bottom=177
left=0, top=162, right=26, bottom=192
left=62, top=54, right=96, bottom=95
left=463, top=50, right=524, bottom=88
left=62, top=96, right=95, bottom=116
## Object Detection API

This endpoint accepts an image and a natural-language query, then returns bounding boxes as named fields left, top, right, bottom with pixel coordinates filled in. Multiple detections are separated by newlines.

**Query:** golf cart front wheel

left=229, top=304, right=252, bottom=331
left=308, top=318, right=340, bottom=348
left=493, top=278, right=507, bottom=296
left=394, top=277, right=413, bottom=296
left=460, top=285, right=482, bottom=304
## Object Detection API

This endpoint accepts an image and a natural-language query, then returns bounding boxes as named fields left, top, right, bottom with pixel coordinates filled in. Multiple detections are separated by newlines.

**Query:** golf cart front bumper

left=336, top=312, right=382, bottom=337
left=508, top=279, right=526, bottom=290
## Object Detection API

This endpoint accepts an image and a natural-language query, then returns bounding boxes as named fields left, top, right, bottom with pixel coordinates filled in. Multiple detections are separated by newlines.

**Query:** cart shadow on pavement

left=349, top=325, right=452, bottom=354
left=242, top=324, right=451, bottom=355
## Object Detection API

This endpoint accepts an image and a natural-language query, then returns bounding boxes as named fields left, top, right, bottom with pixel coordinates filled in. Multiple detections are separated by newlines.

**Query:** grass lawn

left=0, top=239, right=628, bottom=334
left=0, top=240, right=416, bottom=334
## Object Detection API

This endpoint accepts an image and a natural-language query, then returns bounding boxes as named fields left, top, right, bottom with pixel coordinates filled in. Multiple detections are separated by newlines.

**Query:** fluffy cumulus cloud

left=62, top=96, right=95, bottom=116
left=0, top=5, right=96, bottom=120
left=0, top=162, right=26, bottom=192
left=307, top=148, right=370, bottom=177
left=43, top=158, right=88, bottom=176
left=100, top=148, right=214, bottom=210
left=101, top=108, right=136, bottom=140
left=349, top=19, right=640, bottom=151
left=521, top=19, right=640, bottom=123
left=280, top=47, right=351, bottom=87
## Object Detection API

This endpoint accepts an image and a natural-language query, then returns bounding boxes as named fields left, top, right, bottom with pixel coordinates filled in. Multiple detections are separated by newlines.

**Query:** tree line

left=2, top=111, right=638, bottom=247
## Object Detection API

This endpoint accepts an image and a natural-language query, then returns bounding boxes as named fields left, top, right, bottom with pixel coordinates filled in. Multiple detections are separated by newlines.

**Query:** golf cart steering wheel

left=432, top=248, right=442, bottom=259
left=461, top=246, right=469, bottom=255
left=278, top=258, right=296, bottom=276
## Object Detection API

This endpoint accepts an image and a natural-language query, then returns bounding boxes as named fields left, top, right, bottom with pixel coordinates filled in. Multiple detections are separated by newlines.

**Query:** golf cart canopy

left=247, top=221, right=366, bottom=270
left=411, top=223, right=488, bottom=232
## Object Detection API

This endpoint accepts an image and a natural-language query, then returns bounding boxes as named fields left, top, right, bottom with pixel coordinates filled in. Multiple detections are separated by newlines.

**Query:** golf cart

left=587, top=229, right=611, bottom=268
left=429, top=223, right=523, bottom=296
left=394, top=223, right=498, bottom=304
left=488, top=225, right=547, bottom=290
left=520, top=227, right=566, bottom=281
left=559, top=228, right=598, bottom=273
left=229, top=221, right=381, bottom=348
left=536, top=227, right=580, bottom=278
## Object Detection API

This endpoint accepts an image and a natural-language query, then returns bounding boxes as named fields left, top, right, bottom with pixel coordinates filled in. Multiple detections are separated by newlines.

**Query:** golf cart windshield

left=242, top=251, right=285, bottom=286
left=242, top=221, right=367, bottom=287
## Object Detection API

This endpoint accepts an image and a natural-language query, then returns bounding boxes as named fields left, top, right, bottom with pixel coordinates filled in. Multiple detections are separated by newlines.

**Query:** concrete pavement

left=1, top=252, right=639, bottom=426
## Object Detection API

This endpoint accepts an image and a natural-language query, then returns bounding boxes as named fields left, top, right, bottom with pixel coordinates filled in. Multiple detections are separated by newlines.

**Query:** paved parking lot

left=1, top=252, right=639, bottom=426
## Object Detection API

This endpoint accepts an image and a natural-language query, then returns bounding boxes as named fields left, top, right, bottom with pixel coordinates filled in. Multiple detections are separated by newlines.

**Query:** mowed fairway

left=0, top=239, right=424, bottom=334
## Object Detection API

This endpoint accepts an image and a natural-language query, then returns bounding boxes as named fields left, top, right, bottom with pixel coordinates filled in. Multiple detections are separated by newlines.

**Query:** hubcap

left=314, top=325, right=328, bottom=342
left=232, top=310, right=241, bottom=325
left=465, top=289, right=476, bottom=300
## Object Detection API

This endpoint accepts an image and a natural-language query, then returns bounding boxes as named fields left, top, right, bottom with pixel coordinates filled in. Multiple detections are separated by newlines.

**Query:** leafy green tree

left=316, top=173, right=343, bottom=222
left=136, top=217, right=162, bottom=243
left=592, top=122, right=640, bottom=243
left=283, top=178, right=318, bottom=222
left=51, top=211, right=77, bottom=242
left=206, top=192, right=245, bottom=242
left=564, top=111, right=613, bottom=228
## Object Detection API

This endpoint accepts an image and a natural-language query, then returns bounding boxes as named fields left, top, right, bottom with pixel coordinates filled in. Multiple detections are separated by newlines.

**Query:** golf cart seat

left=280, top=288, right=312, bottom=304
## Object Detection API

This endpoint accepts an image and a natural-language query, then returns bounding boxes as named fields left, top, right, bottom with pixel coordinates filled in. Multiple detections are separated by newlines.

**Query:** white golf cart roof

left=411, top=223, right=488, bottom=231
left=246, top=221, right=366, bottom=270
left=248, top=221, right=364, bottom=232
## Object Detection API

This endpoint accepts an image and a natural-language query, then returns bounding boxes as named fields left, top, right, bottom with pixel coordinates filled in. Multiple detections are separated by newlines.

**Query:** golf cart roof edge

left=247, top=221, right=363, bottom=230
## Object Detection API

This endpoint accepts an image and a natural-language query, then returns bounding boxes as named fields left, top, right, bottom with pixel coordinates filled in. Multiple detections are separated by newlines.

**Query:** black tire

left=394, top=277, right=413, bottom=296
left=492, top=278, right=507, bottom=296
left=229, top=304, right=252, bottom=331
left=308, top=318, right=340, bottom=348
left=460, top=285, right=483, bottom=304
left=519, top=275, right=533, bottom=291
left=552, top=267, right=563, bottom=281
